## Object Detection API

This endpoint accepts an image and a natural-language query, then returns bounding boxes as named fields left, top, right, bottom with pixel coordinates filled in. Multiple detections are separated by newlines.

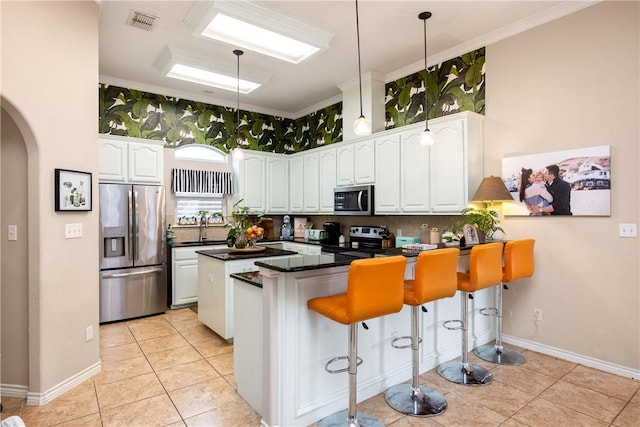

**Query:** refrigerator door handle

left=128, top=190, right=134, bottom=263
left=134, top=190, right=140, bottom=263
left=102, top=266, right=164, bottom=279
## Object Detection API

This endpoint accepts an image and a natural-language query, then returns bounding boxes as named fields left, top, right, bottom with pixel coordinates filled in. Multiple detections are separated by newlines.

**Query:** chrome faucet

left=199, top=215, right=207, bottom=242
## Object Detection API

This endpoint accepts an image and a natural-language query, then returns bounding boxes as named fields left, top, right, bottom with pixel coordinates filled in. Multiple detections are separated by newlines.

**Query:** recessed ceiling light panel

left=153, top=46, right=270, bottom=94
left=185, top=1, right=334, bottom=64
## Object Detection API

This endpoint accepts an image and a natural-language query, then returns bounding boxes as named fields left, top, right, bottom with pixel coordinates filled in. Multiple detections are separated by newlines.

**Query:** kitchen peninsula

left=196, top=247, right=299, bottom=341
left=233, top=248, right=495, bottom=427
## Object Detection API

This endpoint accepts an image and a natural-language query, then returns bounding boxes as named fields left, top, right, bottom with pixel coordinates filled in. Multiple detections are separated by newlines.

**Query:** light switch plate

left=65, top=223, right=83, bottom=239
left=8, top=225, right=17, bottom=241
left=619, top=223, right=637, bottom=238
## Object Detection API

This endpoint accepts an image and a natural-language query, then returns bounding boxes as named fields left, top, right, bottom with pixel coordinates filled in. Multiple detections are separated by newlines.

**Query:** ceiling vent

left=127, top=10, right=157, bottom=32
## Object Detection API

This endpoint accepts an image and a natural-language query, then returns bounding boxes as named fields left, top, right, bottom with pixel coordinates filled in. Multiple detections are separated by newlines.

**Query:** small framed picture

left=55, top=168, right=92, bottom=212
left=463, top=224, right=480, bottom=245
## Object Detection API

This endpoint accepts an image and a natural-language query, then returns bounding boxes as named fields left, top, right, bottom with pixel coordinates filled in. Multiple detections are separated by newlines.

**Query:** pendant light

left=419, top=11, right=435, bottom=146
left=352, top=0, right=371, bottom=136
left=233, top=49, right=244, bottom=159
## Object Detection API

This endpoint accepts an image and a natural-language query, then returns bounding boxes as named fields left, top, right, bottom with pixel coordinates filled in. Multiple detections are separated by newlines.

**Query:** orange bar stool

left=437, top=242, right=504, bottom=386
left=308, top=256, right=407, bottom=427
left=474, top=239, right=535, bottom=365
left=385, top=248, right=460, bottom=417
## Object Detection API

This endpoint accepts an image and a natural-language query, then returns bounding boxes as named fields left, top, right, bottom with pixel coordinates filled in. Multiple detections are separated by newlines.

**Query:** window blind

left=171, top=169, right=233, bottom=194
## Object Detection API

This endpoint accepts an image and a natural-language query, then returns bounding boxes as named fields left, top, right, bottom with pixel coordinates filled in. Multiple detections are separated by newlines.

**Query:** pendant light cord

left=234, top=49, right=243, bottom=146
left=419, top=11, right=432, bottom=132
left=355, top=0, right=364, bottom=117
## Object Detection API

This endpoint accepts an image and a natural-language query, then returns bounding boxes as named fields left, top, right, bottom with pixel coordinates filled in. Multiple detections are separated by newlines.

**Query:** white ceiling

left=99, top=0, right=597, bottom=119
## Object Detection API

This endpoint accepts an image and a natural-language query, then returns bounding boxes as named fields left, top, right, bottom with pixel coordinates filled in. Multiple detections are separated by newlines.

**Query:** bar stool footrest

left=384, top=383, right=447, bottom=417
left=436, top=360, right=493, bottom=386
left=391, top=335, right=420, bottom=349
left=318, top=410, right=384, bottom=427
left=325, top=355, right=363, bottom=374
left=479, top=307, right=499, bottom=317
left=443, top=320, right=463, bottom=330
left=474, top=345, right=525, bottom=365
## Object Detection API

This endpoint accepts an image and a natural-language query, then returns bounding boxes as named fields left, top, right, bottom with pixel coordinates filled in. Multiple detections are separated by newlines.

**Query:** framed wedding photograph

left=463, top=224, right=480, bottom=245
left=55, top=168, right=92, bottom=212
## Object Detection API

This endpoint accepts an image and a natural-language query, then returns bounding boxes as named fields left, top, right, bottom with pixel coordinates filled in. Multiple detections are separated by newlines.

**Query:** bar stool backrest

left=503, top=239, right=535, bottom=282
left=467, top=242, right=504, bottom=291
left=347, top=256, right=407, bottom=323
left=409, top=248, right=460, bottom=305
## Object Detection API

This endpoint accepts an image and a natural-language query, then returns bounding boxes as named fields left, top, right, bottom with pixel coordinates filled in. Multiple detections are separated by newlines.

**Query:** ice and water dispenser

left=102, top=226, right=126, bottom=258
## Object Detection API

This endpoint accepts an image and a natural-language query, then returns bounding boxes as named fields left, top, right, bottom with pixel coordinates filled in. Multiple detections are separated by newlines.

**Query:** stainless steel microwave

left=333, top=185, right=374, bottom=216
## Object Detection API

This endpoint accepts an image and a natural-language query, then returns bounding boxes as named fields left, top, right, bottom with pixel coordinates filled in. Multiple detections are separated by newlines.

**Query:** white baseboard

left=0, top=384, right=29, bottom=399
left=502, top=335, right=640, bottom=379
left=25, top=361, right=101, bottom=406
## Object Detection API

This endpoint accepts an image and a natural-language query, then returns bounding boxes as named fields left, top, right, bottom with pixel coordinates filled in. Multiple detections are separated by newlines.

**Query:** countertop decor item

left=448, top=201, right=503, bottom=242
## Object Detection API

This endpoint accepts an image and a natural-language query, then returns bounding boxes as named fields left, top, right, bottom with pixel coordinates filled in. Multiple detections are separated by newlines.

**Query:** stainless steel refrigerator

left=99, top=183, right=167, bottom=323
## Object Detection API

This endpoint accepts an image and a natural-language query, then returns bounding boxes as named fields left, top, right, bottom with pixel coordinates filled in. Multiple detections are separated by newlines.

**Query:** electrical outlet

left=533, top=308, right=543, bottom=321
left=85, top=325, right=94, bottom=341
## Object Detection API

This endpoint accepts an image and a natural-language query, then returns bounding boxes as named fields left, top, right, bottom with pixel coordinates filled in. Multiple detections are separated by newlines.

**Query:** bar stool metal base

left=474, top=345, right=525, bottom=365
left=318, top=410, right=384, bottom=427
left=437, top=361, right=493, bottom=386
left=384, top=384, right=447, bottom=416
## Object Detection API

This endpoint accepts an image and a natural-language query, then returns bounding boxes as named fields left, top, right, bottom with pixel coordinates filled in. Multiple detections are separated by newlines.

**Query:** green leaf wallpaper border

left=385, top=47, right=485, bottom=129
left=98, top=47, right=484, bottom=153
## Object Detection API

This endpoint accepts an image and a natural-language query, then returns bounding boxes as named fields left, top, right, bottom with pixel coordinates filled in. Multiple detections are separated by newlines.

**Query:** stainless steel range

left=349, top=225, right=390, bottom=251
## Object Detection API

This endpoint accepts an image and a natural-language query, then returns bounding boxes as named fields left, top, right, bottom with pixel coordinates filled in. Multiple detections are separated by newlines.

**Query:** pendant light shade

left=419, top=11, right=435, bottom=146
left=352, top=0, right=371, bottom=136
left=233, top=49, right=244, bottom=158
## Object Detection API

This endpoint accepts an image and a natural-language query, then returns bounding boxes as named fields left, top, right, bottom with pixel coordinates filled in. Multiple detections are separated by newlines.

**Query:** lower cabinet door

left=173, top=259, right=198, bottom=307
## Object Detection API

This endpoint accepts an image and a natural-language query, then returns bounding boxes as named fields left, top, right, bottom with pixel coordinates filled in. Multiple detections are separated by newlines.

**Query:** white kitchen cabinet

left=289, top=155, right=304, bottom=212
left=354, top=139, right=375, bottom=184
left=233, top=152, right=267, bottom=213
left=429, top=112, right=483, bottom=213
left=98, top=135, right=164, bottom=184
left=281, top=241, right=322, bottom=255
left=400, top=127, right=430, bottom=212
left=374, top=134, right=401, bottom=213
left=336, top=139, right=375, bottom=187
left=303, top=151, right=319, bottom=213
left=266, top=155, right=289, bottom=213
left=171, top=244, right=226, bottom=308
left=336, top=144, right=355, bottom=186
left=198, top=252, right=301, bottom=341
left=373, top=111, right=483, bottom=215
left=318, top=148, right=337, bottom=213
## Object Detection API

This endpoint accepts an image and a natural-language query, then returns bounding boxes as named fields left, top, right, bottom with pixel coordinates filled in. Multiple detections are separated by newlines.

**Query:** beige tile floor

left=2, top=307, right=639, bottom=426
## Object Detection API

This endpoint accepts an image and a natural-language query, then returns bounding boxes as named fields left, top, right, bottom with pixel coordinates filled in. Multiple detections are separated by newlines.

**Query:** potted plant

left=448, top=201, right=504, bottom=243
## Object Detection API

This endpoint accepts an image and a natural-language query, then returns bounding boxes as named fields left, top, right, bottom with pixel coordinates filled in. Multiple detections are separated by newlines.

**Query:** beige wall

left=1, top=1, right=100, bottom=396
left=485, top=1, right=639, bottom=370
left=1, top=110, right=30, bottom=387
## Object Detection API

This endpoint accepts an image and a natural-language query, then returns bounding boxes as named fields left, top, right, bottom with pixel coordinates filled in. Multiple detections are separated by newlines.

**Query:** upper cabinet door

left=128, top=142, right=164, bottom=184
left=288, top=155, right=304, bottom=213
left=237, top=153, right=267, bottom=213
left=336, top=144, right=355, bottom=186
left=266, top=156, right=289, bottom=214
left=98, top=138, right=128, bottom=182
left=318, top=148, right=337, bottom=213
left=429, top=119, right=467, bottom=213
left=303, top=152, right=319, bottom=212
left=400, top=129, right=430, bottom=212
left=354, top=139, right=375, bottom=184
left=374, top=134, right=401, bottom=213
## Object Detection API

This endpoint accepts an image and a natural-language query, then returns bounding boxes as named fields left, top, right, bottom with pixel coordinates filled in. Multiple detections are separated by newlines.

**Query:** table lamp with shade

left=470, top=176, right=514, bottom=240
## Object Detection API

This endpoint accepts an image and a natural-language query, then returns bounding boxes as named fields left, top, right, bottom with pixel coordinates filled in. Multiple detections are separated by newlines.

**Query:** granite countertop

left=196, top=247, right=298, bottom=261
left=230, top=271, right=263, bottom=288
left=171, top=240, right=228, bottom=247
